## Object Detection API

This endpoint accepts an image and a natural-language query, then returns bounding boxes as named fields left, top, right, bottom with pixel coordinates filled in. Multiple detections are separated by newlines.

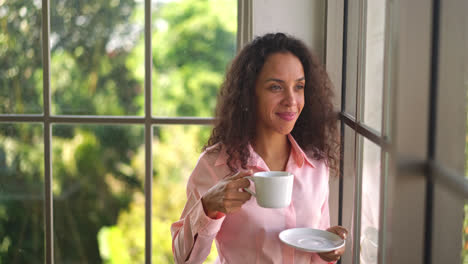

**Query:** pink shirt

left=171, top=135, right=331, bottom=264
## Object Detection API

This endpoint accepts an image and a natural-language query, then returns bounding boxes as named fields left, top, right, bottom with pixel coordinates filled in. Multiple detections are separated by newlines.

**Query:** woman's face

left=254, top=52, right=305, bottom=137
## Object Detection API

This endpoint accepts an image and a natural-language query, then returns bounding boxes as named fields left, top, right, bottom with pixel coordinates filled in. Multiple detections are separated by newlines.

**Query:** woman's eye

left=270, top=85, right=282, bottom=91
left=296, top=84, right=305, bottom=90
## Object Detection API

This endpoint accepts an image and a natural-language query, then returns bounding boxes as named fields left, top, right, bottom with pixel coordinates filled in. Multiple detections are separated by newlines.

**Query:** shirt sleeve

left=170, top=153, right=226, bottom=264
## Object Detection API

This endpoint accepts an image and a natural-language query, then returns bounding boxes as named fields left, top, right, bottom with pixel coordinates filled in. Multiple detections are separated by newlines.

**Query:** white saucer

left=279, top=228, right=345, bottom=253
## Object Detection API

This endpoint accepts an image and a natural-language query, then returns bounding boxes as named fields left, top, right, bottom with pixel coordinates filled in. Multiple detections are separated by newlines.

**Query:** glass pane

left=0, top=123, right=44, bottom=263
left=360, top=137, right=381, bottom=264
left=152, top=125, right=217, bottom=263
left=52, top=124, right=144, bottom=263
left=152, top=0, right=237, bottom=117
left=341, top=124, right=356, bottom=263
left=0, top=1, right=43, bottom=114
left=362, top=0, right=385, bottom=133
left=50, top=0, right=144, bottom=115
left=344, top=0, right=360, bottom=117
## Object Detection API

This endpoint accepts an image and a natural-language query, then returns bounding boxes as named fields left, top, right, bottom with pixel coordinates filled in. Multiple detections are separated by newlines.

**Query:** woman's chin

left=275, top=127, right=294, bottom=135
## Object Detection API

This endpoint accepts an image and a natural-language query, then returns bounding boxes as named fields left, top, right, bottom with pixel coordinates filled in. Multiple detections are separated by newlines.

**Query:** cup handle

left=243, top=176, right=256, bottom=197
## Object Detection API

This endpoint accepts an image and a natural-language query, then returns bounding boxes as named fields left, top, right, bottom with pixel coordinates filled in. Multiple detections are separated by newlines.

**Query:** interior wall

left=252, top=0, right=326, bottom=63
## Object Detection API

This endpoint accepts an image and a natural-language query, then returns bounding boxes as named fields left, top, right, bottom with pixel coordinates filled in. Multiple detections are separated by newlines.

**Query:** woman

left=171, top=33, right=347, bottom=263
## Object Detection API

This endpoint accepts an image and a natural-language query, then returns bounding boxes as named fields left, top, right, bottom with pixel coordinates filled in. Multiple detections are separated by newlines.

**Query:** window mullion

left=42, top=0, right=53, bottom=263
left=355, top=0, right=367, bottom=124
left=352, top=0, right=367, bottom=263
left=377, top=0, right=397, bottom=263
left=338, top=0, right=349, bottom=231
left=144, top=0, right=153, bottom=263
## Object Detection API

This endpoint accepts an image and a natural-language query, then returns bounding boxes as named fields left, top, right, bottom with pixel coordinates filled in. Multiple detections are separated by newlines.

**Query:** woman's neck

left=253, top=133, right=290, bottom=171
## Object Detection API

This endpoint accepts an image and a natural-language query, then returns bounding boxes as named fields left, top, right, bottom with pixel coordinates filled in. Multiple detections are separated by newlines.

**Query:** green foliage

left=0, top=124, right=44, bottom=264
left=51, top=125, right=144, bottom=263
left=0, top=0, right=236, bottom=263
left=97, top=126, right=218, bottom=264
left=50, top=0, right=143, bottom=115
left=152, top=0, right=236, bottom=117
left=0, top=0, right=43, bottom=114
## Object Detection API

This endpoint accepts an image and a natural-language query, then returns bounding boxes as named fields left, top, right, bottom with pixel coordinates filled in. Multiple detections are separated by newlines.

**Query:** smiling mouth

left=276, top=112, right=296, bottom=121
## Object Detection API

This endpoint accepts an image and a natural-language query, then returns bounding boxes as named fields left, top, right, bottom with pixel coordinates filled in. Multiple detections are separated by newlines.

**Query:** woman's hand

left=318, top=225, right=348, bottom=262
left=201, top=170, right=253, bottom=218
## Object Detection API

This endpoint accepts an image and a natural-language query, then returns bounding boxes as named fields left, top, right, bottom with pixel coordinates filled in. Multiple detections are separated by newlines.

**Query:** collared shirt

left=171, top=135, right=331, bottom=264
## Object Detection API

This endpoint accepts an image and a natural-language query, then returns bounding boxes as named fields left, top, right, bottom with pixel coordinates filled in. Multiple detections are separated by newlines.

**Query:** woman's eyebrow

left=265, top=77, right=305, bottom=83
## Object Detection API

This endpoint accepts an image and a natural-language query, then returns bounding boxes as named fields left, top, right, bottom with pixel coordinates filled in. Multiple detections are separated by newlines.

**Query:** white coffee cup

left=244, top=171, right=294, bottom=208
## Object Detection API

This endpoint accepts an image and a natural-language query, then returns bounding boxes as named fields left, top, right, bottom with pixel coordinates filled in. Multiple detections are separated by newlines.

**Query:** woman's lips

left=276, top=112, right=296, bottom=121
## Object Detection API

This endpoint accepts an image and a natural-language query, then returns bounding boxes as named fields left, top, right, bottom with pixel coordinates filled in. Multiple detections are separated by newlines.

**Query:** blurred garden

left=0, top=0, right=236, bottom=263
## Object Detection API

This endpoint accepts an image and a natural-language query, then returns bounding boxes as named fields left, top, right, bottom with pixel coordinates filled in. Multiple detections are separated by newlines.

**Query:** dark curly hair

left=204, top=32, right=338, bottom=174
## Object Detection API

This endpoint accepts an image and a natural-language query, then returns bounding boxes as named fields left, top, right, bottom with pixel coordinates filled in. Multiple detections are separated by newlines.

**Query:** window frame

left=328, top=0, right=468, bottom=263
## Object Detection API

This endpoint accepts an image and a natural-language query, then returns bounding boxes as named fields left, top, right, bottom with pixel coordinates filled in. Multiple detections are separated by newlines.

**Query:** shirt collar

left=214, top=134, right=315, bottom=169
left=287, top=134, right=316, bottom=168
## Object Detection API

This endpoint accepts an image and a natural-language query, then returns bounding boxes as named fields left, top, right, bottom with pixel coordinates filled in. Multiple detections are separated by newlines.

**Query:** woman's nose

left=282, top=88, right=297, bottom=106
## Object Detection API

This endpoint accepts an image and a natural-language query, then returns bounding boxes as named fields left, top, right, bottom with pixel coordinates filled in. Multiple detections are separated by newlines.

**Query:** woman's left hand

left=318, top=225, right=348, bottom=262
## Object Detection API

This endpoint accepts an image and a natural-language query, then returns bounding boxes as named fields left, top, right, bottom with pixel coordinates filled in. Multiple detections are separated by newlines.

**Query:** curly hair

left=204, top=32, right=339, bottom=174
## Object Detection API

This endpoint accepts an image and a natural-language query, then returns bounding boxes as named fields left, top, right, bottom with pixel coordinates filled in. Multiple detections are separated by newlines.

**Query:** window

left=0, top=0, right=237, bottom=263
left=331, top=0, right=467, bottom=263
left=337, top=1, right=388, bottom=263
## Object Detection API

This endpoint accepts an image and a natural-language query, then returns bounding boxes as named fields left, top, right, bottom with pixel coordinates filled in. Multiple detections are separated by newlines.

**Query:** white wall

left=252, top=0, right=326, bottom=62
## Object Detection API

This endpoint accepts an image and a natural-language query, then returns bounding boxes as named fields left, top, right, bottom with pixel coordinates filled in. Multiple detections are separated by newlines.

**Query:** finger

left=328, top=225, right=348, bottom=239
left=319, top=251, right=335, bottom=258
left=335, top=246, right=345, bottom=255
left=224, top=190, right=251, bottom=201
left=227, top=178, right=250, bottom=189
left=322, top=248, right=343, bottom=257
left=334, top=229, right=347, bottom=240
left=334, top=226, right=348, bottom=237
left=227, top=170, right=253, bottom=180
left=223, top=200, right=245, bottom=213
left=320, top=252, right=341, bottom=262
left=318, top=252, right=335, bottom=262
left=339, top=229, right=348, bottom=239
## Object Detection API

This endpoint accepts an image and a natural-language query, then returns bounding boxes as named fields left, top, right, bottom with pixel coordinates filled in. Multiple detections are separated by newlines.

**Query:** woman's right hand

left=201, top=170, right=253, bottom=218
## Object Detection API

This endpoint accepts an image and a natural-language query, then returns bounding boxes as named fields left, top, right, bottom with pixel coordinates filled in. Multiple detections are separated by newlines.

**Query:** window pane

left=152, top=125, right=217, bottom=263
left=362, top=0, right=385, bottom=133
left=152, top=0, right=237, bottom=117
left=0, top=1, right=43, bottom=114
left=52, top=124, right=144, bottom=263
left=341, top=124, right=356, bottom=263
left=360, top=137, right=381, bottom=264
left=0, top=123, right=44, bottom=263
left=344, top=0, right=360, bottom=117
left=50, top=0, right=144, bottom=115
